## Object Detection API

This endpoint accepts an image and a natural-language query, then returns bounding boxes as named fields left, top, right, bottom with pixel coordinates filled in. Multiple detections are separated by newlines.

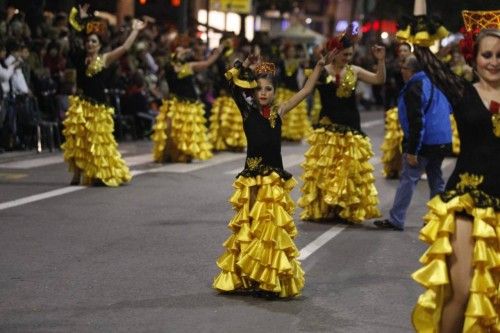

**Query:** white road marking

left=299, top=225, right=347, bottom=260
left=0, top=152, right=245, bottom=211
left=124, top=154, right=155, bottom=167
left=0, top=186, right=86, bottom=211
left=0, top=155, right=64, bottom=169
left=150, top=152, right=244, bottom=174
left=0, top=152, right=149, bottom=169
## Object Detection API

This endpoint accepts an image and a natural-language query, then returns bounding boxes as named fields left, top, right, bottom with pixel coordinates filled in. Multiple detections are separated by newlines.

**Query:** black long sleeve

left=225, top=66, right=258, bottom=120
left=404, top=81, right=424, bottom=155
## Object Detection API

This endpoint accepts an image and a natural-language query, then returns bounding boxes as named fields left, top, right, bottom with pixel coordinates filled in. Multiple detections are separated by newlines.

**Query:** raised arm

left=224, top=56, right=259, bottom=115
left=189, top=41, right=228, bottom=73
left=69, top=4, right=89, bottom=32
left=103, top=19, right=146, bottom=67
left=354, top=45, right=386, bottom=85
left=68, top=5, right=90, bottom=58
left=278, top=55, right=327, bottom=116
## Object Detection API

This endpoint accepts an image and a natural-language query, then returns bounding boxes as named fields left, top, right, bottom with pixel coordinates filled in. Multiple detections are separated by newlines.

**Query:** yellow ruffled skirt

left=380, top=107, right=403, bottom=178
left=61, top=96, right=132, bottom=187
left=451, top=114, right=460, bottom=156
left=213, top=172, right=305, bottom=297
left=275, top=87, right=311, bottom=141
left=151, top=97, right=212, bottom=163
left=412, top=194, right=500, bottom=332
left=298, top=121, right=381, bottom=223
left=208, top=96, right=246, bottom=151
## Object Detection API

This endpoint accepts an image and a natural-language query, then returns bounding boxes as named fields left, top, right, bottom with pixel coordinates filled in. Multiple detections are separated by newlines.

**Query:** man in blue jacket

left=374, top=55, right=452, bottom=230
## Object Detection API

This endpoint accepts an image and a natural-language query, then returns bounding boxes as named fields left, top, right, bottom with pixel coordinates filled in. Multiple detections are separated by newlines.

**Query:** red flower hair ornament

left=326, top=23, right=360, bottom=52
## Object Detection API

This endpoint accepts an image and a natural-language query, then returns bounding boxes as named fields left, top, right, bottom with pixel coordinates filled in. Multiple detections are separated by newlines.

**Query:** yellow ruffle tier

left=396, top=17, right=449, bottom=47
left=298, top=122, right=381, bottom=223
left=451, top=114, right=460, bottom=156
left=412, top=194, right=500, bottom=332
left=213, top=172, right=305, bottom=297
left=208, top=96, right=246, bottom=151
left=380, top=108, right=403, bottom=178
left=151, top=97, right=213, bottom=163
left=150, top=98, right=169, bottom=162
left=310, top=90, right=322, bottom=126
left=61, top=96, right=132, bottom=187
left=275, top=87, right=311, bottom=141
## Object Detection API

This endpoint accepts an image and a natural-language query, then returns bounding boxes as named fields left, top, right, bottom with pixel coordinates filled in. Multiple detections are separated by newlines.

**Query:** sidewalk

left=0, top=149, right=46, bottom=163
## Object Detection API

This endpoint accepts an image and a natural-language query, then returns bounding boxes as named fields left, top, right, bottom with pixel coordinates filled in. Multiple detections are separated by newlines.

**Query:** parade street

left=0, top=110, right=455, bottom=333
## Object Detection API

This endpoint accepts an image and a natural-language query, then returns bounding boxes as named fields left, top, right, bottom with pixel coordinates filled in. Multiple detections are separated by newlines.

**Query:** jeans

left=389, top=153, right=445, bottom=229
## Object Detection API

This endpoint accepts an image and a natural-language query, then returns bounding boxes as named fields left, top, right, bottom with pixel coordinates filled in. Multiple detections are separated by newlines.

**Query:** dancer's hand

left=372, top=45, right=386, bottom=61
left=323, top=48, right=340, bottom=64
left=132, top=19, right=147, bottom=31
left=316, top=54, right=327, bottom=67
left=406, top=153, right=418, bottom=167
left=243, top=53, right=259, bottom=67
left=78, top=3, right=90, bottom=19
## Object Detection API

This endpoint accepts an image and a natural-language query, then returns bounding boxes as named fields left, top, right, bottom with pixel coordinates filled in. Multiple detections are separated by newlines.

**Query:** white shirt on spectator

left=0, top=59, right=17, bottom=97
left=144, top=52, right=159, bottom=73
left=5, top=55, right=29, bottom=95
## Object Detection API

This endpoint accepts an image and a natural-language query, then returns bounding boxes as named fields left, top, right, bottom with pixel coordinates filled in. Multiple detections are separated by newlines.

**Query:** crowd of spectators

left=0, top=6, right=183, bottom=153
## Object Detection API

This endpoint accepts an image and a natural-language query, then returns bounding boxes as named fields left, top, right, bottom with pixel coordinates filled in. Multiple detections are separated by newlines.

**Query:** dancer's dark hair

left=413, top=46, right=465, bottom=107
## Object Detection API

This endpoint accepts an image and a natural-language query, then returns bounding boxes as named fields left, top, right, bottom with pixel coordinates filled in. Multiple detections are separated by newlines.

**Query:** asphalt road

left=0, top=110, right=456, bottom=332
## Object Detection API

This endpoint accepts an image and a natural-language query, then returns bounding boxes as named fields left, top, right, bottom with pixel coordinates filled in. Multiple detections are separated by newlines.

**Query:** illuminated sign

left=210, top=0, right=252, bottom=14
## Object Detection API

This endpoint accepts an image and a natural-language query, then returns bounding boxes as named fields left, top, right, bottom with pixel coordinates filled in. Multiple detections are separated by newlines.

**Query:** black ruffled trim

left=313, top=122, right=366, bottom=137
left=237, top=165, right=292, bottom=180
left=169, top=93, right=202, bottom=104
left=74, top=94, right=111, bottom=108
left=440, top=188, right=500, bottom=211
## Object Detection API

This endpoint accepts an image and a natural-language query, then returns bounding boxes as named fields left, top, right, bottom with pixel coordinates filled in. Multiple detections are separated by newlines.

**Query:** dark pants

left=1, top=96, right=17, bottom=148
left=3, top=95, right=40, bottom=149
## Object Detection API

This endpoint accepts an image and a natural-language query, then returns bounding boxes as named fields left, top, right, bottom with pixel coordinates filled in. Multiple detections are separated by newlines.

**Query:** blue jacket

left=397, top=71, right=452, bottom=156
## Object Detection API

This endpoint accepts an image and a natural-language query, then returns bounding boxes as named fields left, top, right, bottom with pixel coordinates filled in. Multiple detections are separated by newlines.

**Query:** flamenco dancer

left=298, top=26, right=386, bottom=223
left=213, top=52, right=328, bottom=298
left=151, top=38, right=228, bottom=163
left=275, top=42, right=311, bottom=141
left=407, top=7, right=500, bottom=332
left=63, top=4, right=145, bottom=186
